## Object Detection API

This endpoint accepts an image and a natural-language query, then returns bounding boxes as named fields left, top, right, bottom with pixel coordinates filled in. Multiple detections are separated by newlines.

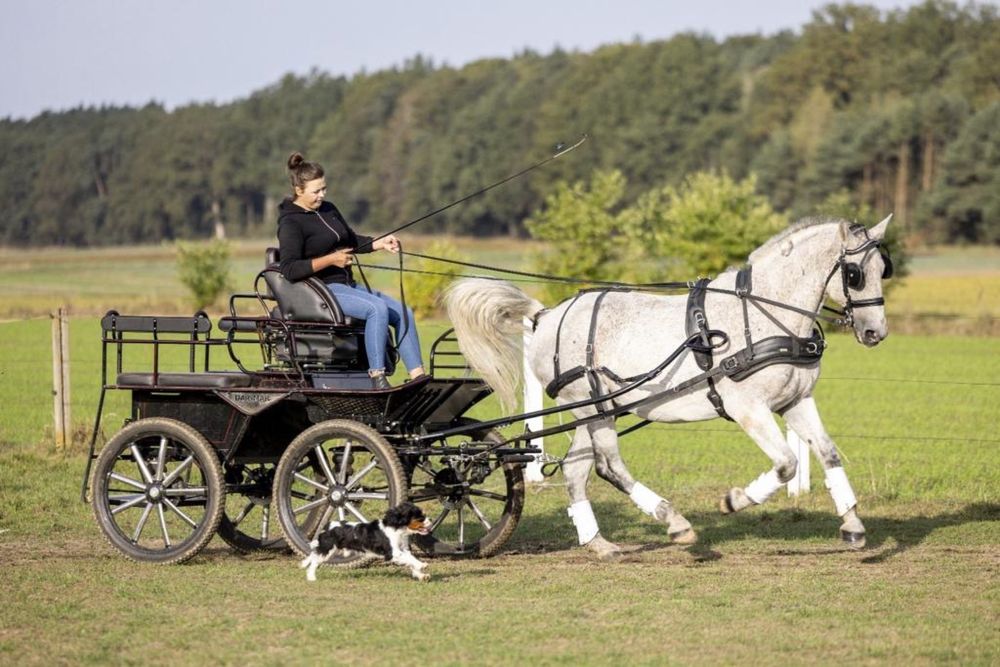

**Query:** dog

left=300, top=502, right=432, bottom=582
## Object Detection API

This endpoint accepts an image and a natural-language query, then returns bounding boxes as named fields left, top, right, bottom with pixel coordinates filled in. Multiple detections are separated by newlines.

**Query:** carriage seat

left=260, top=248, right=396, bottom=373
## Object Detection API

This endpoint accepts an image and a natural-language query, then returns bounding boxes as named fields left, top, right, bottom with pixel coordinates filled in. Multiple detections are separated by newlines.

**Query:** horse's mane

left=748, top=216, right=843, bottom=265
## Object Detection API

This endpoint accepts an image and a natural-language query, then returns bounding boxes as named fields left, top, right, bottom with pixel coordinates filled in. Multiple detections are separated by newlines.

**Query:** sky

left=1, top=0, right=930, bottom=121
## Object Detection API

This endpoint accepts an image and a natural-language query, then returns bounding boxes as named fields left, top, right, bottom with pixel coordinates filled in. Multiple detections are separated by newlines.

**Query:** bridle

left=823, top=224, right=894, bottom=327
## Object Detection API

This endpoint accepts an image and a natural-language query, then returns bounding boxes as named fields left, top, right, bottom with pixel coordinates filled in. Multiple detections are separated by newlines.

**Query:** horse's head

left=824, top=214, right=893, bottom=347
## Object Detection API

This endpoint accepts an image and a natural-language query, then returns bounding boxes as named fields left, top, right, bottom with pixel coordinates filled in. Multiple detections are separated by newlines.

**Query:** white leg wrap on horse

left=745, top=469, right=784, bottom=504
left=825, top=466, right=857, bottom=516
left=567, top=500, right=599, bottom=545
left=629, top=482, right=664, bottom=517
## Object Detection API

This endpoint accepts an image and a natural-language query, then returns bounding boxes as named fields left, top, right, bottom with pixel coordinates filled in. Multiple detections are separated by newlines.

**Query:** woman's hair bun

left=287, top=152, right=305, bottom=170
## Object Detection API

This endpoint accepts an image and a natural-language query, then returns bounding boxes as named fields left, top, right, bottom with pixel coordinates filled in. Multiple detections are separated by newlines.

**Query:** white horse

left=444, top=216, right=893, bottom=558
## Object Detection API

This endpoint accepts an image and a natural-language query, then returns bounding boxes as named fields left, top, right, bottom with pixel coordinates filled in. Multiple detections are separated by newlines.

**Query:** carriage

left=82, top=249, right=539, bottom=566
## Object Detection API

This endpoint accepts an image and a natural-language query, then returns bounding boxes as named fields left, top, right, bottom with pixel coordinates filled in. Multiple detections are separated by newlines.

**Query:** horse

left=443, top=215, right=893, bottom=559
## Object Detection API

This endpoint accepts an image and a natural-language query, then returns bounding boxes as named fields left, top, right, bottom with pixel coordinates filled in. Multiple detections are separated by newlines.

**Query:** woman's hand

left=324, top=247, right=355, bottom=268
left=373, top=235, right=401, bottom=253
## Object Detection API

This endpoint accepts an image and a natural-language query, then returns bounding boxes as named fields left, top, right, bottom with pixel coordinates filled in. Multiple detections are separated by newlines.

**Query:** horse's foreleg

left=589, top=419, right=697, bottom=545
left=721, top=404, right=798, bottom=514
left=782, top=396, right=866, bottom=548
left=562, top=424, right=620, bottom=560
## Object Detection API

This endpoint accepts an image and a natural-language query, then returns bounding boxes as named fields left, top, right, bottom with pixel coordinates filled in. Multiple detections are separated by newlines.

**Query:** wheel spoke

left=344, top=502, right=367, bottom=523
left=161, top=456, right=195, bottom=486
left=467, top=498, right=493, bottom=531
left=429, top=507, right=450, bottom=532
left=345, top=460, right=378, bottom=490
left=163, top=486, right=207, bottom=497
left=313, top=445, right=336, bottom=485
left=132, top=502, right=154, bottom=542
left=457, top=506, right=465, bottom=548
left=110, top=472, right=146, bottom=490
left=156, top=504, right=171, bottom=547
left=155, top=436, right=168, bottom=481
left=231, top=501, right=255, bottom=527
left=261, top=505, right=271, bottom=539
left=293, top=471, right=329, bottom=493
left=312, top=505, right=335, bottom=539
left=337, top=507, right=346, bottom=522
left=110, top=493, right=147, bottom=514
left=338, top=441, right=353, bottom=485
left=293, top=496, right=329, bottom=516
left=163, top=497, right=198, bottom=529
left=407, top=488, right=438, bottom=502
left=130, top=445, right=154, bottom=484
left=346, top=491, right=388, bottom=502
left=468, top=488, right=507, bottom=502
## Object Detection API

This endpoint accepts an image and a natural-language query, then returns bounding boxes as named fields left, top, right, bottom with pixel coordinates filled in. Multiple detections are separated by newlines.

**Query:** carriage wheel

left=91, top=417, right=225, bottom=564
left=274, top=420, right=407, bottom=567
left=407, top=429, right=524, bottom=558
left=217, top=462, right=287, bottom=553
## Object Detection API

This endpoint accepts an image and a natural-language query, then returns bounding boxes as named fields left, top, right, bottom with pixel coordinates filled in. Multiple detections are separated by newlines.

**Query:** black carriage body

left=123, top=375, right=492, bottom=464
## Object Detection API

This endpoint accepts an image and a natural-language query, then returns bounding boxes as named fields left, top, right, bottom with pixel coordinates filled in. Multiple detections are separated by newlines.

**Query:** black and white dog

left=300, top=502, right=432, bottom=582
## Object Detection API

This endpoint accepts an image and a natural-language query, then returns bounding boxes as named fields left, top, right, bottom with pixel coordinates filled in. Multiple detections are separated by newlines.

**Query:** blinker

left=844, top=248, right=893, bottom=290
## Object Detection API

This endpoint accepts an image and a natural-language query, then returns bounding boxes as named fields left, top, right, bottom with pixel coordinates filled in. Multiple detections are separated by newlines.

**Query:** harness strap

left=685, top=277, right=729, bottom=420
left=736, top=267, right=754, bottom=360
left=585, top=291, right=611, bottom=413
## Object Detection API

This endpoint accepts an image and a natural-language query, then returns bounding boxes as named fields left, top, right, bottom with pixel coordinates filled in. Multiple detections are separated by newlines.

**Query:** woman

left=277, top=152, right=424, bottom=389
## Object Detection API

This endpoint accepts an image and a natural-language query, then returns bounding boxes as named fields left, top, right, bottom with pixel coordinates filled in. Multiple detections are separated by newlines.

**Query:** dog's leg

left=392, top=551, right=430, bottom=581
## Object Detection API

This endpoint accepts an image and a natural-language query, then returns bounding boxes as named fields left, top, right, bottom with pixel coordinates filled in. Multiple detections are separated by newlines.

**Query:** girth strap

left=685, top=277, right=729, bottom=420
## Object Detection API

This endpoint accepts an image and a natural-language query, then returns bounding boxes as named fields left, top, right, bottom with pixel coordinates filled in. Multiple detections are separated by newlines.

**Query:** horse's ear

left=837, top=220, right=852, bottom=243
left=780, top=239, right=794, bottom=257
left=869, top=213, right=893, bottom=241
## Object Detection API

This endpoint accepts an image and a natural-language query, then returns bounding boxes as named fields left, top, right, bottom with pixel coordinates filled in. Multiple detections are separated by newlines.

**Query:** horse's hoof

left=841, top=530, right=867, bottom=550
left=720, top=488, right=753, bottom=515
left=585, top=534, right=623, bottom=561
left=669, top=528, right=698, bottom=545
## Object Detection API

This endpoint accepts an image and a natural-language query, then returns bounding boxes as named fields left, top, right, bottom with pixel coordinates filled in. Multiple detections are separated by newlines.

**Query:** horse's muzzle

left=861, top=328, right=887, bottom=347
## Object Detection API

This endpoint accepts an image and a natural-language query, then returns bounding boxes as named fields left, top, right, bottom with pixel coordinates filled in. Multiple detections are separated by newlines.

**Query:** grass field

left=1, top=240, right=998, bottom=665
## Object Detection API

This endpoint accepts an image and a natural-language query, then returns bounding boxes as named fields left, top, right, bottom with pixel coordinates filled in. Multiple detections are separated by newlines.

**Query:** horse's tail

left=443, top=278, right=545, bottom=410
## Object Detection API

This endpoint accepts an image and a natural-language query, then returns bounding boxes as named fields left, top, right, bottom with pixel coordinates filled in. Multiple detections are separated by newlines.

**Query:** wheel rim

left=277, top=423, right=404, bottom=562
left=219, top=463, right=285, bottom=552
left=98, top=432, right=216, bottom=557
left=407, top=432, right=523, bottom=556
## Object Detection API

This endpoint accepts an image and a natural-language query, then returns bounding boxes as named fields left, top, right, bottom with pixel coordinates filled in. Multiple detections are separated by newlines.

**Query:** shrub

left=403, top=240, right=460, bottom=318
left=176, top=240, right=232, bottom=310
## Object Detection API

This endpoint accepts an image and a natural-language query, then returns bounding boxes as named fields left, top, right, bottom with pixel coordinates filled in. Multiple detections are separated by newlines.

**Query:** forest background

left=1, top=1, right=998, bottom=250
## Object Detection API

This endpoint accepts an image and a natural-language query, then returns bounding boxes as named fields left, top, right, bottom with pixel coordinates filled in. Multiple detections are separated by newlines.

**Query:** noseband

left=825, top=224, right=893, bottom=326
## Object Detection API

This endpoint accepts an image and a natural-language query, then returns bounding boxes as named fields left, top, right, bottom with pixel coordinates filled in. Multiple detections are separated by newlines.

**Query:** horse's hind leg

left=720, top=403, right=799, bottom=514
left=562, top=424, right=621, bottom=560
left=782, top=397, right=866, bottom=549
left=589, top=419, right=697, bottom=545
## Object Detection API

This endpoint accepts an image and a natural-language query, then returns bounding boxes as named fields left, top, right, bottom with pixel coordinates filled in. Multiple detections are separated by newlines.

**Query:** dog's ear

left=383, top=505, right=409, bottom=529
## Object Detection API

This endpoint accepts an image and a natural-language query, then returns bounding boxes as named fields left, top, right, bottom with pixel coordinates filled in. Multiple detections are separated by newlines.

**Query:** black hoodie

left=276, top=198, right=374, bottom=285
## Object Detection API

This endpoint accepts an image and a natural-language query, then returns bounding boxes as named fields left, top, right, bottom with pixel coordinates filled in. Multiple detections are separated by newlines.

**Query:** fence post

left=51, top=307, right=71, bottom=450
left=523, top=317, right=545, bottom=482
left=787, top=427, right=810, bottom=496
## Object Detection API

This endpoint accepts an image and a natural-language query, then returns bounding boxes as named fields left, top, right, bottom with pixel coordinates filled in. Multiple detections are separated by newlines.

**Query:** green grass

left=0, top=241, right=998, bottom=664
left=0, top=315, right=997, bottom=665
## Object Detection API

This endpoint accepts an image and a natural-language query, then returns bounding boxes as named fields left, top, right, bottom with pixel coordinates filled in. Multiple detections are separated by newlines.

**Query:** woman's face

left=294, top=177, right=327, bottom=210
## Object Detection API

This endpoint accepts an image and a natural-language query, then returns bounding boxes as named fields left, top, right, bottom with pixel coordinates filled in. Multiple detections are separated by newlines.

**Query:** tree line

left=1, top=1, right=997, bottom=248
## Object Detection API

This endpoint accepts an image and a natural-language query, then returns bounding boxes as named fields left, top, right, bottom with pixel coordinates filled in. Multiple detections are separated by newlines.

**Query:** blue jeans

left=326, top=283, right=422, bottom=373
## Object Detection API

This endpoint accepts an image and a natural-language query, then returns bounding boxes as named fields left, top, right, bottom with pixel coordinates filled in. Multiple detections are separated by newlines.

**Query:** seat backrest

left=261, top=268, right=345, bottom=323
left=265, top=246, right=280, bottom=267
